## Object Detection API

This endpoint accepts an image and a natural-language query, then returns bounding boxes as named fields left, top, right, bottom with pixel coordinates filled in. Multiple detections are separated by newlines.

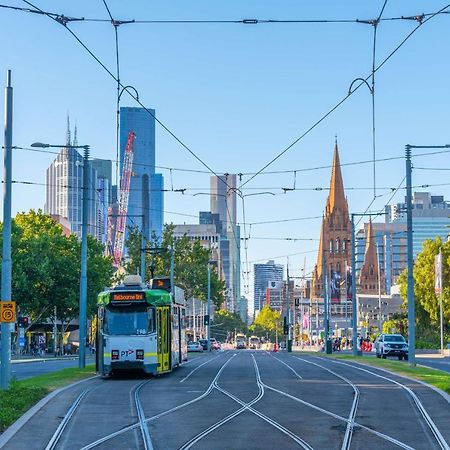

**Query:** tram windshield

left=103, top=306, right=155, bottom=335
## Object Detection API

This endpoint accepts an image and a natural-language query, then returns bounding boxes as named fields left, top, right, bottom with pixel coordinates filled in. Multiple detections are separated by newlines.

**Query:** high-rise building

left=385, top=191, right=450, bottom=256
left=237, top=296, right=249, bottom=324
left=45, top=123, right=99, bottom=239
left=253, top=260, right=284, bottom=314
left=312, top=142, right=351, bottom=302
left=119, top=107, right=164, bottom=244
left=208, top=175, right=241, bottom=312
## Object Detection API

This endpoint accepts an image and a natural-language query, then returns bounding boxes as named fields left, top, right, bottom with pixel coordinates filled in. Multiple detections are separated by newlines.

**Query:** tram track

left=318, top=357, right=450, bottom=450
left=134, top=380, right=154, bottom=450
left=79, top=353, right=237, bottom=450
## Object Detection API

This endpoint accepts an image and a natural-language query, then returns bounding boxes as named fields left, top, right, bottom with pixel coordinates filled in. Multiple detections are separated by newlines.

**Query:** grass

left=0, top=364, right=95, bottom=432
left=315, top=353, right=450, bottom=395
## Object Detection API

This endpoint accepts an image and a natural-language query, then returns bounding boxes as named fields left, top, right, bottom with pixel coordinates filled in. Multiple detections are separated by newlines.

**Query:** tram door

left=157, top=306, right=171, bottom=372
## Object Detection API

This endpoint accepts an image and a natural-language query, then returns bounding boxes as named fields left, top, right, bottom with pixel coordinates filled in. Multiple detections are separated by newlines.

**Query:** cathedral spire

left=326, top=140, right=348, bottom=216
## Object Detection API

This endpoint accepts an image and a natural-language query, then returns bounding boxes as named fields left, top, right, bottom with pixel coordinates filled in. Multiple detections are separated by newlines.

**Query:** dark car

left=198, top=339, right=208, bottom=350
left=375, top=334, right=409, bottom=360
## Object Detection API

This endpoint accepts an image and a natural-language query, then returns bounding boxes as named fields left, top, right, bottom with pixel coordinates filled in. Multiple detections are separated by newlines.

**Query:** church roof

left=326, top=142, right=348, bottom=216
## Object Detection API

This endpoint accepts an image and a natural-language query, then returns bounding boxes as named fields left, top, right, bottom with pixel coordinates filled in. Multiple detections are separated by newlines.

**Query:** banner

left=330, top=271, right=341, bottom=303
left=346, top=266, right=353, bottom=301
left=435, top=251, right=442, bottom=295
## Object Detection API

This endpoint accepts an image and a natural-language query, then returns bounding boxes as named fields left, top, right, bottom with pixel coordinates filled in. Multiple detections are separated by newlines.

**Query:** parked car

left=198, top=339, right=208, bottom=350
left=187, top=341, right=203, bottom=352
left=375, top=334, right=408, bottom=360
left=210, top=338, right=220, bottom=350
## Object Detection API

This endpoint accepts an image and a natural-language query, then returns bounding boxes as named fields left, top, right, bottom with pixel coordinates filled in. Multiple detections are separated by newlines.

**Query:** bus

left=96, top=275, right=187, bottom=376
left=248, top=336, right=260, bottom=350
left=235, top=333, right=247, bottom=349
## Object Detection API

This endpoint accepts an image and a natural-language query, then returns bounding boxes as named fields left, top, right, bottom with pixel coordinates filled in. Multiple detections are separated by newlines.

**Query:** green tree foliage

left=210, top=310, right=247, bottom=341
left=249, top=305, right=282, bottom=341
left=398, top=237, right=450, bottom=342
left=125, top=224, right=225, bottom=308
left=0, top=210, right=113, bottom=327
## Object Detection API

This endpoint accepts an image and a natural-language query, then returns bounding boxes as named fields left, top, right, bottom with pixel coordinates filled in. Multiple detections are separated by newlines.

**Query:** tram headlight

left=112, top=349, right=119, bottom=360
left=136, top=349, right=144, bottom=360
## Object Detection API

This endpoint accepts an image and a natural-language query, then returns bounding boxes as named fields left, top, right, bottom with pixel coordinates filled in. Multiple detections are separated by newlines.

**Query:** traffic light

left=204, top=315, right=210, bottom=326
left=18, top=316, right=29, bottom=328
left=283, top=316, right=289, bottom=335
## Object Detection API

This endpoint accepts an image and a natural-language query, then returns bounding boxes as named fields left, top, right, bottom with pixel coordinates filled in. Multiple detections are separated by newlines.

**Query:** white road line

left=319, top=357, right=450, bottom=450
left=44, top=389, right=89, bottom=450
left=293, top=356, right=359, bottom=450
left=180, top=352, right=224, bottom=383
left=79, top=354, right=236, bottom=450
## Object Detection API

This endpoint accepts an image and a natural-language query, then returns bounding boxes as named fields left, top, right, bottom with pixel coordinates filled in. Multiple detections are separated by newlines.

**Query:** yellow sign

left=0, top=301, right=16, bottom=323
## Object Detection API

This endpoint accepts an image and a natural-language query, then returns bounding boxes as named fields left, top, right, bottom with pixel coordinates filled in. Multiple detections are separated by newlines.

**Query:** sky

left=1, top=1, right=450, bottom=310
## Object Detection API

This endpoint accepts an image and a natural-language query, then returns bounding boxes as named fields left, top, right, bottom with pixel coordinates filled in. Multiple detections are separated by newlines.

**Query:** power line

left=240, top=2, right=450, bottom=188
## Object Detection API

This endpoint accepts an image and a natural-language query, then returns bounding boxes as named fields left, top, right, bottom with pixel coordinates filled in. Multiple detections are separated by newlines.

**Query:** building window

left=336, top=238, right=340, bottom=253
left=329, top=240, right=333, bottom=253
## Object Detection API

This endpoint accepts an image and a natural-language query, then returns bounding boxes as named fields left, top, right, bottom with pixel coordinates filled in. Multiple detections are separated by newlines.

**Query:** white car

left=375, top=334, right=408, bottom=360
left=187, top=341, right=203, bottom=352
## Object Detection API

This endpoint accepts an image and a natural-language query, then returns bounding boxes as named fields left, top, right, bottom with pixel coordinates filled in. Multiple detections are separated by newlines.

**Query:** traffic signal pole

left=1, top=70, right=13, bottom=389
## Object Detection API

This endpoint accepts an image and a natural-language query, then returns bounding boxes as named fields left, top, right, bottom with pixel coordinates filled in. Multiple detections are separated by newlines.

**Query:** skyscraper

left=45, top=122, right=99, bottom=239
left=253, top=260, right=284, bottom=314
left=91, top=159, right=112, bottom=244
left=119, top=107, right=164, bottom=244
left=210, top=175, right=240, bottom=312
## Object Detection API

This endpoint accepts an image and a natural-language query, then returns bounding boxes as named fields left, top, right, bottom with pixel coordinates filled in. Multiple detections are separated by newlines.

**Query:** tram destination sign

left=110, top=292, right=145, bottom=303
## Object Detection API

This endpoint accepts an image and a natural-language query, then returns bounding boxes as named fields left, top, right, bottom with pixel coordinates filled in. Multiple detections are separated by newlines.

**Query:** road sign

left=0, top=301, right=16, bottom=323
left=19, top=336, right=25, bottom=347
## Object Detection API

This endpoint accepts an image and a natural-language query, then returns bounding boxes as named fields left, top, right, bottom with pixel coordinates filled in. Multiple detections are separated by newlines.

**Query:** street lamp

left=31, top=141, right=90, bottom=368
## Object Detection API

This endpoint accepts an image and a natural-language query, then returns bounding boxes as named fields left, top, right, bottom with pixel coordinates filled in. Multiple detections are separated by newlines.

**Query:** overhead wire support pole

left=1, top=70, right=13, bottom=390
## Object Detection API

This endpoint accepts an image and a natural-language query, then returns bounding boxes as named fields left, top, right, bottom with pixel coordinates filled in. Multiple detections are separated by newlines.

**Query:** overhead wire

left=240, top=2, right=450, bottom=189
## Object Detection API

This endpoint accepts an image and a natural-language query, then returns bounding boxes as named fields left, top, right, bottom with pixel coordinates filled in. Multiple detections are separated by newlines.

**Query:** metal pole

left=170, top=245, right=174, bottom=296
left=53, top=306, right=58, bottom=357
left=207, top=263, right=211, bottom=352
left=1, top=70, right=13, bottom=389
left=376, top=242, right=382, bottom=332
left=439, top=249, right=444, bottom=356
left=79, top=145, right=90, bottom=369
left=351, top=214, right=358, bottom=356
left=140, top=233, right=146, bottom=281
left=405, top=145, right=415, bottom=366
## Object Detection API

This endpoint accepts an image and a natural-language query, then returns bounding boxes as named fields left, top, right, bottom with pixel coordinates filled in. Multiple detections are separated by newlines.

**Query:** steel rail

left=179, top=352, right=223, bottom=383
left=79, top=354, right=236, bottom=450
left=293, top=356, right=359, bottom=450
left=44, top=389, right=89, bottom=450
left=134, top=380, right=154, bottom=450
left=260, top=354, right=414, bottom=449
left=320, top=358, right=450, bottom=450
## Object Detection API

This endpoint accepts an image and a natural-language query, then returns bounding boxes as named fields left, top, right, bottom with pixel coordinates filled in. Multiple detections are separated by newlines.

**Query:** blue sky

left=1, top=1, right=450, bottom=307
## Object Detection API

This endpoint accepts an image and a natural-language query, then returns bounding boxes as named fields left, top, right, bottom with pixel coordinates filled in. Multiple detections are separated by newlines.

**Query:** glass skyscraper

left=119, top=107, right=164, bottom=244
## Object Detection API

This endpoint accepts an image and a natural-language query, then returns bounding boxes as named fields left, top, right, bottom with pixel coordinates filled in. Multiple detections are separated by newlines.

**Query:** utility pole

left=322, top=229, right=331, bottom=354
left=1, top=70, right=13, bottom=389
left=405, top=144, right=415, bottom=367
left=376, top=242, right=382, bottom=333
left=79, top=145, right=90, bottom=369
left=53, top=306, right=58, bottom=357
left=207, top=262, right=211, bottom=352
left=351, top=214, right=358, bottom=356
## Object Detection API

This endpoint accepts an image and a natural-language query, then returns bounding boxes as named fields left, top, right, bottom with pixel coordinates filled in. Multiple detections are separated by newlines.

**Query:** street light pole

left=79, top=145, right=90, bottom=368
left=207, top=262, right=211, bottom=352
left=30, top=140, right=91, bottom=368
left=1, top=70, right=13, bottom=390
left=351, top=214, right=358, bottom=356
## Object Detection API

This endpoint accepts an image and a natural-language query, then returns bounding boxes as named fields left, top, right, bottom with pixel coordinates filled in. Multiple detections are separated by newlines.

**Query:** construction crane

left=111, top=131, right=136, bottom=267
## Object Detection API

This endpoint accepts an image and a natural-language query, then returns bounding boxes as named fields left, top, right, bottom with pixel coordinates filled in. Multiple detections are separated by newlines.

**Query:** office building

left=119, top=107, right=164, bottom=245
left=253, top=260, right=284, bottom=314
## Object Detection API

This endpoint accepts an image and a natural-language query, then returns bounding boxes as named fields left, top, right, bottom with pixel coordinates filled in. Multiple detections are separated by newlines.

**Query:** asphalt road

left=0, top=357, right=96, bottom=380
left=417, top=356, right=450, bottom=373
left=2, top=351, right=450, bottom=449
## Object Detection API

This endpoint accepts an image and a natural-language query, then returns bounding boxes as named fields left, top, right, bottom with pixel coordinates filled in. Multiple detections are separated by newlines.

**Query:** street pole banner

left=346, top=266, right=353, bottom=301
left=435, top=251, right=442, bottom=295
left=330, top=271, right=341, bottom=303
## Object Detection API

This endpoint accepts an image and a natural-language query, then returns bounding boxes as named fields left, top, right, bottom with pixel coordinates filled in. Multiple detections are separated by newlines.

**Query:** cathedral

left=311, top=142, right=352, bottom=301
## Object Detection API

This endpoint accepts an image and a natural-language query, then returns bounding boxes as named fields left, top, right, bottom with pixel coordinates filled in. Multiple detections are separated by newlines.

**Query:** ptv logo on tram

left=120, top=349, right=135, bottom=358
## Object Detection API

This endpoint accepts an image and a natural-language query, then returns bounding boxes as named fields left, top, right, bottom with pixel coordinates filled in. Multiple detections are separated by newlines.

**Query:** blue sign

left=19, top=336, right=25, bottom=347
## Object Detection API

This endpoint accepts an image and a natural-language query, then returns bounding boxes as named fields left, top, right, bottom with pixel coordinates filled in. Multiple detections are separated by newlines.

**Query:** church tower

left=312, top=141, right=351, bottom=301
left=359, top=220, right=385, bottom=294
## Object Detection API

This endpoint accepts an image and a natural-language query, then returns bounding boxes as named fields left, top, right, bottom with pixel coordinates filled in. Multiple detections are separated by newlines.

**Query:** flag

left=435, top=251, right=442, bottom=295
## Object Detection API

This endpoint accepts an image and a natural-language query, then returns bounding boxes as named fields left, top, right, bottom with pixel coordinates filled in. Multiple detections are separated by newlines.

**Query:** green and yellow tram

left=96, top=275, right=187, bottom=376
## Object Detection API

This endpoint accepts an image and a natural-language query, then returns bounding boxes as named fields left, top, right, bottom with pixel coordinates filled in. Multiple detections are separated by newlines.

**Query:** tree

left=0, top=210, right=114, bottom=329
left=125, top=224, right=225, bottom=308
left=210, top=310, right=248, bottom=342
left=249, top=305, right=282, bottom=341
left=398, top=237, right=450, bottom=343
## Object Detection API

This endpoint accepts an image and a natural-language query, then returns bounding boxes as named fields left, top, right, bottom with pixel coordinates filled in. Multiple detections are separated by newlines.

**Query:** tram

left=96, top=275, right=187, bottom=376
